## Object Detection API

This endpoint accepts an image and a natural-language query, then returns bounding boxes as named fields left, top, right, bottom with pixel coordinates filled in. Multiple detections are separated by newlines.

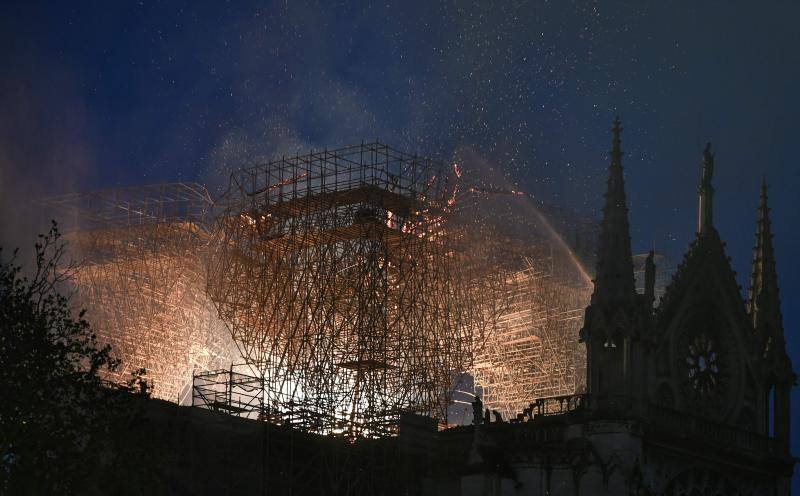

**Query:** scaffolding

left=205, top=143, right=470, bottom=437
left=192, top=365, right=267, bottom=418
left=470, top=257, right=591, bottom=418
left=452, top=190, right=594, bottom=419
left=45, top=183, right=239, bottom=402
left=41, top=144, right=596, bottom=431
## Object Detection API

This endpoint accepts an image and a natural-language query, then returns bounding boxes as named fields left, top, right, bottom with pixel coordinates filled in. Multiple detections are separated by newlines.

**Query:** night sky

left=2, top=0, right=798, bottom=487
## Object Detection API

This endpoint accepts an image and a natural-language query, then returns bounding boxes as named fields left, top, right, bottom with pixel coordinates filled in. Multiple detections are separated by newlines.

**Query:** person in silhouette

left=472, top=394, right=484, bottom=426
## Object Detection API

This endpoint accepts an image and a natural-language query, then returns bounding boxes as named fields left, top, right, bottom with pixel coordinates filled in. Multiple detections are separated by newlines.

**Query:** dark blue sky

left=2, top=0, right=798, bottom=486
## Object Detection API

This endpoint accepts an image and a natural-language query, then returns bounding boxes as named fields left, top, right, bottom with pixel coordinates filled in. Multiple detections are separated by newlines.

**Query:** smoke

left=0, top=61, right=96, bottom=260
left=197, top=3, right=405, bottom=196
left=453, top=145, right=593, bottom=283
left=203, top=77, right=392, bottom=197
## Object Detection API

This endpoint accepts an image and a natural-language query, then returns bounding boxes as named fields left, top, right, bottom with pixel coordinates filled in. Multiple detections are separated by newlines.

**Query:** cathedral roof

left=656, top=228, right=747, bottom=329
left=656, top=144, right=748, bottom=330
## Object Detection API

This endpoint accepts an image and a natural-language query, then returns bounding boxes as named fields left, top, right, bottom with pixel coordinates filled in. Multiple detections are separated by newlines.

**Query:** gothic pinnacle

left=748, top=176, right=783, bottom=353
left=592, top=117, right=635, bottom=307
left=611, top=116, right=623, bottom=166
left=697, top=142, right=715, bottom=235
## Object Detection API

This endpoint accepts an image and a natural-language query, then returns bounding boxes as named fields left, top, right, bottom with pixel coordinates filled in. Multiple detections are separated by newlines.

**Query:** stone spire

left=697, top=143, right=715, bottom=235
left=748, top=177, right=794, bottom=446
left=748, top=176, right=784, bottom=353
left=592, top=117, right=636, bottom=307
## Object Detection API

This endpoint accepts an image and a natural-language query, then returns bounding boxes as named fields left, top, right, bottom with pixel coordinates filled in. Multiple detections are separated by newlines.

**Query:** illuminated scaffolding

left=46, top=183, right=239, bottom=403
left=42, top=144, right=596, bottom=430
left=453, top=191, right=594, bottom=419
left=206, top=143, right=470, bottom=437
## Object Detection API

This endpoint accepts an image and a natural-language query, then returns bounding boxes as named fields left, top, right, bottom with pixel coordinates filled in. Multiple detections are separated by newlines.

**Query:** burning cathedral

left=45, top=120, right=794, bottom=494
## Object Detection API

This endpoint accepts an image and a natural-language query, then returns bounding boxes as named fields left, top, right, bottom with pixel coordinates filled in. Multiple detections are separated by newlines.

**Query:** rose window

left=685, top=332, right=720, bottom=398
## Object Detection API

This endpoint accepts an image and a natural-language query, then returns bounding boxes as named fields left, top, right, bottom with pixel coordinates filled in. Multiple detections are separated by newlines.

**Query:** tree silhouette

left=0, top=223, right=161, bottom=495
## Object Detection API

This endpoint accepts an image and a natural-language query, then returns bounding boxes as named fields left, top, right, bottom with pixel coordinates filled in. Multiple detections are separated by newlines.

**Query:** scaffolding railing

left=220, top=142, right=449, bottom=210
left=43, top=182, right=213, bottom=232
left=192, top=366, right=407, bottom=437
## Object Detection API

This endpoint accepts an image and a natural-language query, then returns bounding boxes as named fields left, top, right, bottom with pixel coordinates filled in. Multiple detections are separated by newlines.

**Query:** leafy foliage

left=0, top=223, right=160, bottom=495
